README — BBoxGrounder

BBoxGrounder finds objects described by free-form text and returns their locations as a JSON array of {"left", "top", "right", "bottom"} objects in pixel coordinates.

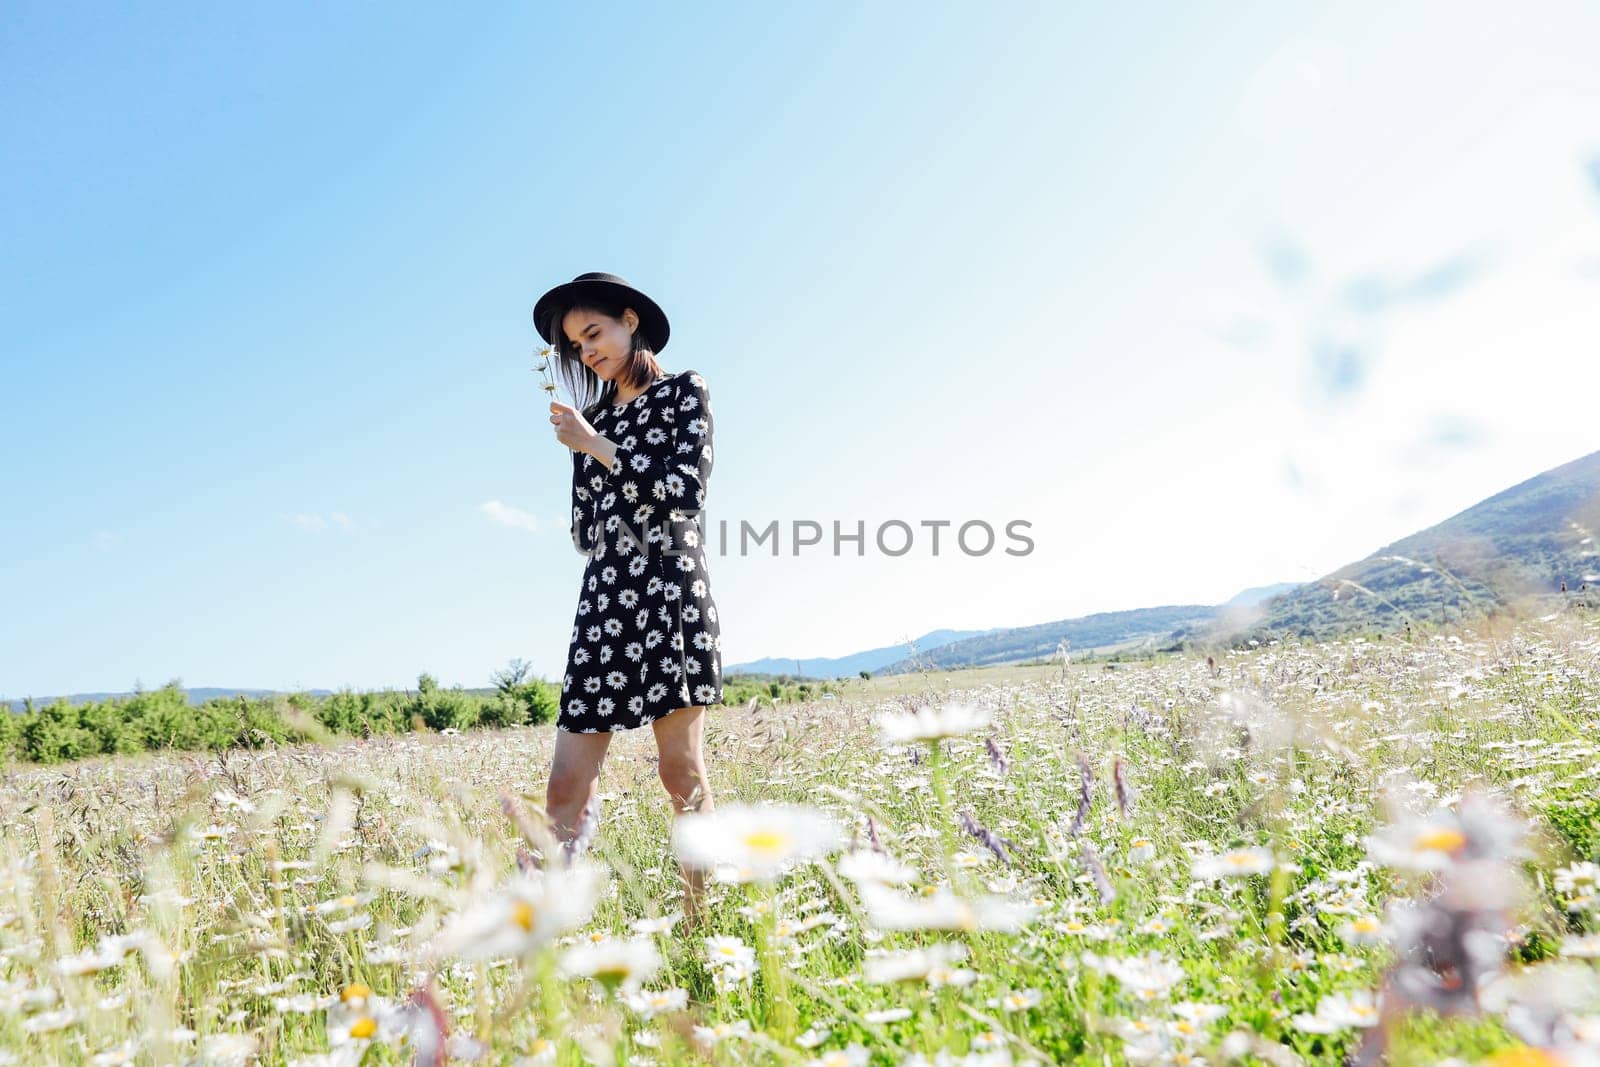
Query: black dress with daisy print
[{"left": 561, "top": 368, "right": 725, "bottom": 732}]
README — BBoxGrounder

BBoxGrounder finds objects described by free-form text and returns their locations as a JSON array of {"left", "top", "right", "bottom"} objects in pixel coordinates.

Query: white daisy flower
[
  {"left": 863, "top": 942, "right": 969, "bottom": 983},
  {"left": 671, "top": 803, "right": 845, "bottom": 883},
  {"left": 1190, "top": 847, "right": 1275, "bottom": 881},
  {"left": 1292, "top": 990, "right": 1381, "bottom": 1032},
  {"left": 557, "top": 937, "right": 662, "bottom": 992},
  {"left": 857, "top": 882, "right": 1039, "bottom": 933},
  {"left": 621, "top": 986, "right": 689, "bottom": 1018},
  {"left": 433, "top": 860, "right": 606, "bottom": 961},
  {"left": 877, "top": 701, "right": 992, "bottom": 744}
]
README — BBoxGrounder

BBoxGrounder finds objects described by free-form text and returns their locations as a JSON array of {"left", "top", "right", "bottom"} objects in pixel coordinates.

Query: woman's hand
[{"left": 549, "top": 401, "right": 598, "bottom": 454}]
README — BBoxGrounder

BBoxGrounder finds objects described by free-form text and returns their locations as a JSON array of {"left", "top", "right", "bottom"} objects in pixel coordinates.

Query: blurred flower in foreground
[
  {"left": 324, "top": 982, "right": 402, "bottom": 1048},
  {"left": 53, "top": 931, "right": 150, "bottom": 977},
  {"left": 1554, "top": 862, "right": 1600, "bottom": 913},
  {"left": 805, "top": 1043, "right": 871, "bottom": 1067},
  {"left": 863, "top": 942, "right": 970, "bottom": 983},
  {"left": 877, "top": 701, "right": 992, "bottom": 744},
  {"left": 857, "top": 881, "right": 1039, "bottom": 933},
  {"left": 433, "top": 859, "right": 606, "bottom": 960},
  {"left": 671, "top": 802, "right": 845, "bottom": 883},
  {"left": 1382, "top": 856, "right": 1527, "bottom": 1017},
  {"left": 557, "top": 936, "right": 662, "bottom": 993},
  {"left": 704, "top": 933, "right": 756, "bottom": 970},
  {"left": 1292, "top": 990, "right": 1382, "bottom": 1032},
  {"left": 621, "top": 986, "right": 688, "bottom": 1019},
  {"left": 1084, "top": 950, "right": 1188, "bottom": 1002},
  {"left": 837, "top": 848, "right": 920, "bottom": 886},
  {"left": 1191, "top": 846, "right": 1275, "bottom": 881},
  {"left": 1366, "top": 792, "right": 1528, "bottom": 872},
  {"left": 1351, "top": 791, "right": 1537, "bottom": 1066},
  {"left": 1479, "top": 962, "right": 1600, "bottom": 1062}
]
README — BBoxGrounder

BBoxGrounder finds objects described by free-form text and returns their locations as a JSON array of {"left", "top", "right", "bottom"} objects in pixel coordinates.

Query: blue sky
[{"left": 4, "top": 2, "right": 1600, "bottom": 697}]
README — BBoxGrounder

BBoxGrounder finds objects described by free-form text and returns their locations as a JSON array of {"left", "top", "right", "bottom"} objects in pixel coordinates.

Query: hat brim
[{"left": 533, "top": 279, "right": 670, "bottom": 354}]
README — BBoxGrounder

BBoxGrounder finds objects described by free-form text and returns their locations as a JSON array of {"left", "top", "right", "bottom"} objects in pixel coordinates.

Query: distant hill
[
  {"left": 725, "top": 628, "right": 992, "bottom": 680},
  {"left": 1237, "top": 447, "right": 1600, "bottom": 641},
  {"left": 1225, "top": 582, "right": 1302, "bottom": 608},
  {"left": 731, "top": 582, "right": 1306, "bottom": 680},
  {"left": 867, "top": 604, "right": 1224, "bottom": 675},
  {"left": 6, "top": 686, "right": 336, "bottom": 714}
]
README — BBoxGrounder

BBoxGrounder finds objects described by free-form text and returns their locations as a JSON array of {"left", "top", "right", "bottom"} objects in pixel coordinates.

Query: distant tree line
[
  {"left": 0, "top": 660, "right": 559, "bottom": 766},
  {"left": 0, "top": 665, "right": 855, "bottom": 766}
]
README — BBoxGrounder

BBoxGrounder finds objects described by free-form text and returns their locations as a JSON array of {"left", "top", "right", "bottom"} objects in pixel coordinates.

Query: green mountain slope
[
  {"left": 869, "top": 604, "right": 1222, "bottom": 675},
  {"left": 1242, "top": 447, "right": 1600, "bottom": 640}
]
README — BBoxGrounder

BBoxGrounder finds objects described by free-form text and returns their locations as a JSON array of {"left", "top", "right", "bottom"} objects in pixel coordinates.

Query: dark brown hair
[{"left": 543, "top": 295, "right": 664, "bottom": 417}]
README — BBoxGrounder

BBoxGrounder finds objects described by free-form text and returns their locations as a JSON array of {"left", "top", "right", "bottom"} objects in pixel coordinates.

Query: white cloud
[
  {"left": 291, "top": 513, "right": 326, "bottom": 532},
  {"left": 479, "top": 500, "right": 550, "bottom": 534},
  {"left": 91, "top": 530, "right": 120, "bottom": 552}
]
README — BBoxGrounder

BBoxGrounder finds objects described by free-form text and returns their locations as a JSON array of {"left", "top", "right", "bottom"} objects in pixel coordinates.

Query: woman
[{"left": 534, "top": 271, "right": 725, "bottom": 921}]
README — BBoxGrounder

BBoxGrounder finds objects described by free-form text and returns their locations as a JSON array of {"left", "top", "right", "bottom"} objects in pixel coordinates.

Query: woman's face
[{"left": 561, "top": 306, "right": 639, "bottom": 382}]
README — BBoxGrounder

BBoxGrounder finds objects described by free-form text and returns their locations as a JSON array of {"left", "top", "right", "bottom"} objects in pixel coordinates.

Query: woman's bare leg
[
  {"left": 546, "top": 728, "right": 613, "bottom": 849},
  {"left": 653, "top": 704, "right": 714, "bottom": 924}
]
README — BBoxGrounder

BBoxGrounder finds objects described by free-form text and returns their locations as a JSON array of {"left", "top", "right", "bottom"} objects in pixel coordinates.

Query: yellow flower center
[
  {"left": 511, "top": 900, "right": 537, "bottom": 932},
  {"left": 341, "top": 983, "right": 371, "bottom": 1002},
  {"left": 1175, "top": 1020, "right": 1196, "bottom": 1034},
  {"left": 741, "top": 829, "right": 788, "bottom": 854},
  {"left": 349, "top": 1016, "right": 378, "bottom": 1039},
  {"left": 1413, "top": 828, "right": 1467, "bottom": 853}
]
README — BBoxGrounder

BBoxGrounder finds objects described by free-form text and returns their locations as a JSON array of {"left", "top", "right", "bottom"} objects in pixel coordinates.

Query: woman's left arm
[{"left": 667, "top": 371, "right": 714, "bottom": 512}]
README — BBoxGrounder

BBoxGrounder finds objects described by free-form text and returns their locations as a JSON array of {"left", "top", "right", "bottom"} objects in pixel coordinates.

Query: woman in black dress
[{"left": 534, "top": 272, "right": 725, "bottom": 918}]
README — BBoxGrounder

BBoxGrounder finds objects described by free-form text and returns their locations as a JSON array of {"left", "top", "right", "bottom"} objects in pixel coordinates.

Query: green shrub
[{"left": 1, "top": 665, "right": 566, "bottom": 767}]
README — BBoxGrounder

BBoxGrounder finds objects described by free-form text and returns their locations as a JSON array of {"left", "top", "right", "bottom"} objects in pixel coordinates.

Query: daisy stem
[
  {"left": 535, "top": 948, "right": 565, "bottom": 1040},
  {"left": 926, "top": 740, "right": 965, "bottom": 893},
  {"left": 752, "top": 881, "right": 797, "bottom": 1041},
  {"left": 475, "top": 959, "right": 492, "bottom": 1047}
]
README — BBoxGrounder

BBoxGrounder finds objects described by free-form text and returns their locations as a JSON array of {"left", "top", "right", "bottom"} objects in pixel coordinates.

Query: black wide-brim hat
[{"left": 532, "top": 271, "right": 671, "bottom": 354}]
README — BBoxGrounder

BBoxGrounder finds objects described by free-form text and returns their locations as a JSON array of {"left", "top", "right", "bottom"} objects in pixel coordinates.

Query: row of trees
[
  {"left": 1, "top": 662, "right": 559, "bottom": 765},
  {"left": 2, "top": 661, "right": 852, "bottom": 767}
]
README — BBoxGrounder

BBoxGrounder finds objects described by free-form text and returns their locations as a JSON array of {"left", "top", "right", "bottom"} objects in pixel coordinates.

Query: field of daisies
[{"left": 4, "top": 613, "right": 1600, "bottom": 1066}]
